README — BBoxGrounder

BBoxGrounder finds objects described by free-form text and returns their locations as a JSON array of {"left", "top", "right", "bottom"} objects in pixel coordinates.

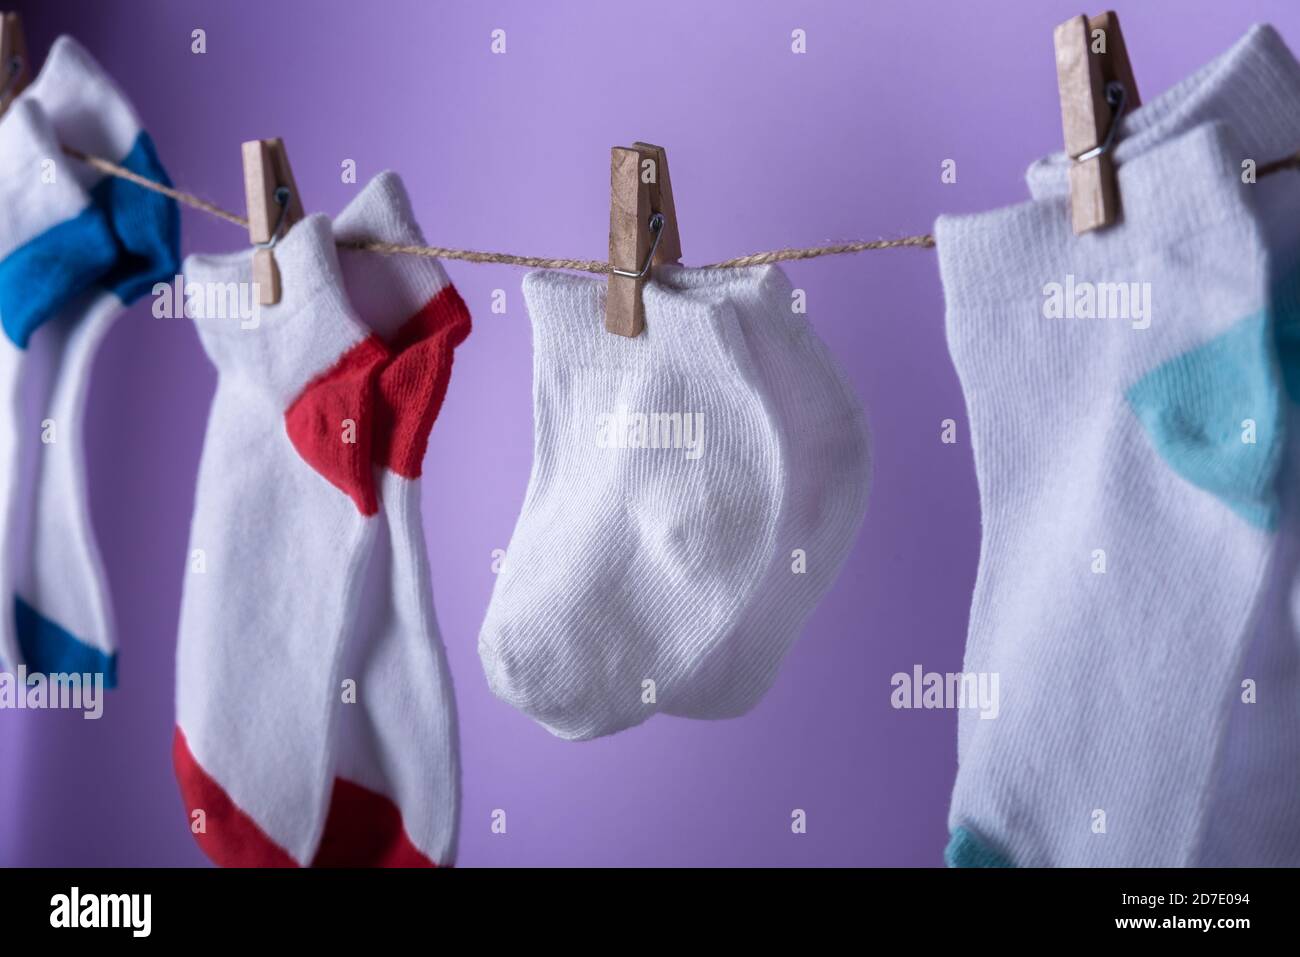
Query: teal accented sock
[
  {"left": 944, "top": 827, "right": 1014, "bottom": 868},
  {"left": 1126, "top": 311, "right": 1284, "bottom": 530},
  {"left": 936, "top": 121, "right": 1278, "bottom": 866}
]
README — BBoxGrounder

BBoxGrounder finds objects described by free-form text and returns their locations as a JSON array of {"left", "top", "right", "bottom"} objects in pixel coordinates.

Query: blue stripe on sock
[
  {"left": 0, "top": 206, "right": 118, "bottom": 348},
  {"left": 92, "top": 130, "right": 180, "bottom": 304},
  {"left": 944, "top": 826, "right": 1014, "bottom": 867},
  {"left": 14, "top": 595, "right": 118, "bottom": 688},
  {"left": 0, "top": 129, "right": 180, "bottom": 348}
]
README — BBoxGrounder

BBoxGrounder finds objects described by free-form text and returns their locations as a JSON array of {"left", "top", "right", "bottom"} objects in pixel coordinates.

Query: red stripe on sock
[
  {"left": 284, "top": 335, "right": 389, "bottom": 515},
  {"left": 372, "top": 284, "right": 472, "bottom": 478},
  {"left": 172, "top": 727, "right": 300, "bottom": 868},
  {"left": 312, "top": 777, "right": 438, "bottom": 867},
  {"left": 173, "top": 730, "right": 439, "bottom": 868}
]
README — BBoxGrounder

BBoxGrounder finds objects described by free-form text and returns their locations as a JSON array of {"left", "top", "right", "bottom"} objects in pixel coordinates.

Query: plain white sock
[
  {"left": 479, "top": 271, "right": 784, "bottom": 739},
  {"left": 647, "top": 265, "right": 871, "bottom": 719}
]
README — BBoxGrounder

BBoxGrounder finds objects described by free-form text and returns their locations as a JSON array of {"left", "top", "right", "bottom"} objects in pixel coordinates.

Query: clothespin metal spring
[
  {"left": 1072, "top": 81, "right": 1127, "bottom": 164},
  {"left": 252, "top": 186, "right": 294, "bottom": 251},
  {"left": 611, "top": 213, "right": 666, "bottom": 280}
]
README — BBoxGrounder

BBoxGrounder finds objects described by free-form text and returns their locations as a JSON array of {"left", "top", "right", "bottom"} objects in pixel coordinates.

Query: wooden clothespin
[
  {"left": 1054, "top": 11, "right": 1141, "bottom": 234},
  {"left": 242, "top": 138, "right": 304, "bottom": 305},
  {"left": 0, "top": 11, "right": 30, "bottom": 117},
  {"left": 606, "top": 141, "right": 682, "bottom": 337}
]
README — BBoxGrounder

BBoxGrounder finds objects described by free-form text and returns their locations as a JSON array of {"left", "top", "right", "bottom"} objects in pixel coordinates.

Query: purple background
[{"left": 3, "top": 0, "right": 1297, "bottom": 867}]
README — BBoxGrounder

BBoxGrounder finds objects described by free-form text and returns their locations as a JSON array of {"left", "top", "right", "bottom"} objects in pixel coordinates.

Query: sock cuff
[
  {"left": 0, "top": 99, "right": 118, "bottom": 348},
  {"left": 650, "top": 264, "right": 807, "bottom": 341},
  {"left": 24, "top": 36, "right": 144, "bottom": 180},
  {"left": 183, "top": 214, "right": 375, "bottom": 405},
  {"left": 936, "top": 121, "right": 1263, "bottom": 317},
  {"left": 1027, "top": 24, "right": 1300, "bottom": 202},
  {"left": 0, "top": 99, "right": 90, "bottom": 254},
  {"left": 335, "top": 171, "right": 455, "bottom": 339},
  {"left": 14, "top": 35, "right": 180, "bottom": 305},
  {"left": 522, "top": 269, "right": 752, "bottom": 379}
]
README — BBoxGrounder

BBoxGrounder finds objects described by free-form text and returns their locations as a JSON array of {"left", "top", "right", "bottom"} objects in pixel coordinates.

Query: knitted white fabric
[
  {"left": 329, "top": 172, "right": 465, "bottom": 866},
  {"left": 176, "top": 215, "right": 384, "bottom": 867},
  {"left": 0, "top": 37, "right": 178, "bottom": 685},
  {"left": 649, "top": 265, "right": 871, "bottom": 718},
  {"left": 23, "top": 37, "right": 145, "bottom": 195},
  {"left": 479, "top": 271, "right": 784, "bottom": 739},
  {"left": 1021, "top": 23, "right": 1300, "bottom": 868},
  {"left": 936, "top": 120, "right": 1279, "bottom": 867}
]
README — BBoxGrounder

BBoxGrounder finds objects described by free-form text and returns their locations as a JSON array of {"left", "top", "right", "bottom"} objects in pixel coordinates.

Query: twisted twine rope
[
  {"left": 60, "top": 144, "right": 936, "bottom": 272},
  {"left": 62, "top": 145, "right": 251, "bottom": 229}
]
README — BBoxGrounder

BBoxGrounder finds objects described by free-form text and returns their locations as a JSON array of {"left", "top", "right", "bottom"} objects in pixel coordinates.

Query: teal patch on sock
[
  {"left": 1126, "top": 313, "right": 1283, "bottom": 530},
  {"left": 945, "top": 827, "right": 1014, "bottom": 867}
]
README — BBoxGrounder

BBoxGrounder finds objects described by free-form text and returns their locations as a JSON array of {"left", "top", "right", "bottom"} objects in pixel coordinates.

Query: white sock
[
  {"left": 937, "top": 120, "right": 1279, "bottom": 866},
  {"left": 318, "top": 172, "right": 468, "bottom": 866},
  {"left": 175, "top": 214, "right": 387, "bottom": 866},
  {"left": 1021, "top": 23, "right": 1300, "bottom": 868},
  {"left": 645, "top": 265, "right": 871, "bottom": 718},
  {"left": 0, "top": 98, "right": 108, "bottom": 677},
  {"left": 479, "top": 271, "right": 785, "bottom": 739},
  {"left": 3, "top": 36, "right": 179, "bottom": 685}
]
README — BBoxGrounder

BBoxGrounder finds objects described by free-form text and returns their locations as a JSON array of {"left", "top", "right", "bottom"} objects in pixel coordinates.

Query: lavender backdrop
[{"left": 2, "top": 0, "right": 1296, "bottom": 868}]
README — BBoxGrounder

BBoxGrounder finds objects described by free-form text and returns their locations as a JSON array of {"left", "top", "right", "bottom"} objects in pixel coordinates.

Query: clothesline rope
[{"left": 60, "top": 144, "right": 937, "bottom": 273}]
